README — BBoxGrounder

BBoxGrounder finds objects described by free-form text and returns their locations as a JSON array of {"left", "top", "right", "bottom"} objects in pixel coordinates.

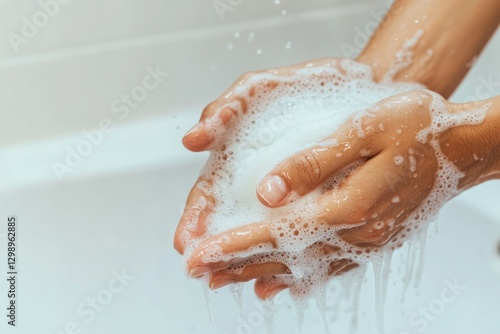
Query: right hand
[{"left": 180, "top": 88, "right": 499, "bottom": 299}]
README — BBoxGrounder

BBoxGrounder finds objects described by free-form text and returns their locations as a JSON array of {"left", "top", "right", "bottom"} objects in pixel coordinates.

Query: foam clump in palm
[{"left": 180, "top": 59, "right": 485, "bottom": 299}]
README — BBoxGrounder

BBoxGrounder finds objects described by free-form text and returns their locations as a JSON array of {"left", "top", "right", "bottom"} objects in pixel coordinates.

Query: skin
[
  {"left": 358, "top": 0, "right": 500, "bottom": 98},
  {"left": 174, "top": 0, "right": 500, "bottom": 299}
]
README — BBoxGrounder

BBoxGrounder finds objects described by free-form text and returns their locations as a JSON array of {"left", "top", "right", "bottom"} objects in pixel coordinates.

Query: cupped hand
[
  {"left": 182, "top": 89, "right": 494, "bottom": 299},
  {"left": 174, "top": 58, "right": 375, "bottom": 299},
  {"left": 174, "top": 58, "right": 367, "bottom": 255},
  {"left": 179, "top": 58, "right": 363, "bottom": 153}
]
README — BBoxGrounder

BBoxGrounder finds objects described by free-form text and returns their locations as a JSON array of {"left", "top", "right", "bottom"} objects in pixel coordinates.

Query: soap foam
[{"left": 182, "top": 59, "right": 490, "bottom": 329}]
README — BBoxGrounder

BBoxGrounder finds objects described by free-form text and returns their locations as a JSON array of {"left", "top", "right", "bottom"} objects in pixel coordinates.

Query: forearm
[{"left": 357, "top": 0, "right": 500, "bottom": 98}]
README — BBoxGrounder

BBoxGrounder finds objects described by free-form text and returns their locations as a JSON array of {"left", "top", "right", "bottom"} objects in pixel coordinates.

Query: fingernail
[
  {"left": 184, "top": 122, "right": 202, "bottom": 137},
  {"left": 189, "top": 266, "right": 210, "bottom": 278},
  {"left": 257, "top": 175, "right": 288, "bottom": 205},
  {"left": 210, "top": 277, "right": 234, "bottom": 290}
]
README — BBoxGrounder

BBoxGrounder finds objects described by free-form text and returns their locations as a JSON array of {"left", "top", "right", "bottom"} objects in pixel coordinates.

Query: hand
[
  {"left": 174, "top": 58, "right": 377, "bottom": 299},
  {"left": 175, "top": 0, "right": 500, "bottom": 300},
  {"left": 174, "top": 57, "right": 366, "bottom": 254},
  {"left": 178, "top": 58, "right": 359, "bottom": 153},
  {"left": 182, "top": 89, "right": 498, "bottom": 299}
]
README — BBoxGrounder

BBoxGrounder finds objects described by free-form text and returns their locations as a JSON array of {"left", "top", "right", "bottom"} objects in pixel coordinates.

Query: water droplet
[
  {"left": 281, "top": 10, "right": 287, "bottom": 15},
  {"left": 274, "top": 0, "right": 281, "bottom": 4},
  {"left": 227, "top": 43, "right": 234, "bottom": 50},
  {"left": 248, "top": 32, "right": 255, "bottom": 42},
  {"left": 256, "top": 48, "right": 263, "bottom": 55},
  {"left": 234, "top": 32, "right": 240, "bottom": 38},
  {"left": 285, "top": 41, "right": 292, "bottom": 49}
]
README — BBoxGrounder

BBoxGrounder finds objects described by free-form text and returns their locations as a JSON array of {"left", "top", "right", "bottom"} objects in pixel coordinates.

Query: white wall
[{"left": 0, "top": 0, "right": 390, "bottom": 144}]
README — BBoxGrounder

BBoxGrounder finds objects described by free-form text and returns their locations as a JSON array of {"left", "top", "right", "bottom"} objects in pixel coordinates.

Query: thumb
[{"left": 256, "top": 126, "right": 377, "bottom": 207}]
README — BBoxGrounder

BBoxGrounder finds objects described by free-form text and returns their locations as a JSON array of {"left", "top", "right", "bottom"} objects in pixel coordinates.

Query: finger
[
  {"left": 174, "top": 178, "right": 214, "bottom": 254},
  {"left": 209, "top": 262, "right": 290, "bottom": 290},
  {"left": 318, "top": 151, "right": 431, "bottom": 246},
  {"left": 183, "top": 71, "right": 285, "bottom": 152},
  {"left": 253, "top": 258, "right": 359, "bottom": 300},
  {"left": 254, "top": 278, "right": 288, "bottom": 300},
  {"left": 315, "top": 155, "right": 391, "bottom": 228},
  {"left": 183, "top": 59, "right": 351, "bottom": 152},
  {"left": 187, "top": 223, "right": 276, "bottom": 277},
  {"left": 207, "top": 241, "right": 341, "bottom": 288},
  {"left": 338, "top": 221, "right": 406, "bottom": 247},
  {"left": 183, "top": 104, "right": 242, "bottom": 152},
  {"left": 244, "top": 242, "right": 343, "bottom": 298},
  {"left": 256, "top": 118, "right": 382, "bottom": 207},
  {"left": 327, "top": 258, "right": 359, "bottom": 276}
]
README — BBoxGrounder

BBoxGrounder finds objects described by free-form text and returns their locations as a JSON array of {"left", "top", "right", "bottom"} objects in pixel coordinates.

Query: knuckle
[
  {"left": 238, "top": 71, "right": 256, "bottom": 83},
  {"left": 349, "top": 111, "right": 376, "bottom": 139},
  {"left": 201, "top": 101, "right": 219, "bottom": 120},
  {"left": 235, "top": 96, "right": 248, "bottom": 114},
  {"left": 290, "top": 151, "right": 322, "bottom": 188}
]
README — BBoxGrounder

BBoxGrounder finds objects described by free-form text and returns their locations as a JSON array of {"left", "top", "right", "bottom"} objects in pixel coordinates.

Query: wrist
[
  {"left": 441, "top": 96, "right": 500, "bottom": 188},
  {"left": 477, "top": 96, "right": 500, "bottom": 181}
]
